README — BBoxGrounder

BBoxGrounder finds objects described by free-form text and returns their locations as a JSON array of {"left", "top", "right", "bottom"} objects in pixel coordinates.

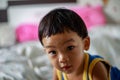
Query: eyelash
[
  {"left": 67, "top": 45, "right": 75, "bottom": 51},
  {"left": 47, "top": 45, "right": 75, "bottom": 56},
  {"left": 48, "top": 51, "right": 56, "bottom": 56}
]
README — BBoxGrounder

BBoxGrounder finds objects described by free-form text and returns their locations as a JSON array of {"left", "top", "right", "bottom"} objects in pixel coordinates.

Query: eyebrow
[
  {"left": 63, "top": 38, "right": 75, "bottom": 44},
  {"left": 44, "top": 38, "right": 75, "bottom": 48},
  {"left": 45, "top": 45, "right": 55, "bottom": 48}
]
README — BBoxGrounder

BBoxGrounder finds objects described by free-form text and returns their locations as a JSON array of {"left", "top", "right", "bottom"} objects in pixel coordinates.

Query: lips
[{"left": 61, "top": 65, "right": 72, "bottom": 70}]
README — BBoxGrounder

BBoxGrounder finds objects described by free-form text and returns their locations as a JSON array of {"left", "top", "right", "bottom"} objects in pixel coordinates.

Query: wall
[
  {"left": 7, "top": 3, "right": 78, "bottom": 28},
  {"left": 0, "top": 0, "right": 77, "bottom": 25},
  {"left": 1, "top": 0, "right": 120, "bottom": 27}
]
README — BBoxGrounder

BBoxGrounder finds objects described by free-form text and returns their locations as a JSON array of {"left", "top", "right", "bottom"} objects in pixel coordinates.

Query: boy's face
[{"left": 42, "top": 31, "right": 90, "bottom": 74}]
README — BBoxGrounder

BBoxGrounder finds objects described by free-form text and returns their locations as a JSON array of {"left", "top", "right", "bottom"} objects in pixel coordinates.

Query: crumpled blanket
[{"left": 0, "top": 41, "right": 52, "bottom": 80}]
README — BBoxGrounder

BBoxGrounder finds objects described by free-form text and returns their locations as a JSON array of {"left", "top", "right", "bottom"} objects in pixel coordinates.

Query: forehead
[{"left": 42, "top": 31, "right": 82, "bottom": 46}]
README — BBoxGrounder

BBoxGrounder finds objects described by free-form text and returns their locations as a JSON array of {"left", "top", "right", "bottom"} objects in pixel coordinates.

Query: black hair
[{"left": 38, "top": 8, "right": 88, "bottom": 45}]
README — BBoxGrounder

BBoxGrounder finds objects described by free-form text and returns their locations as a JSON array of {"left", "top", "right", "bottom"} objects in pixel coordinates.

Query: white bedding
[
  {"left": 0, "top": 41, "right": 52, "bottom": 80},
  {"left": 88, "top": 24, "right": 120, "bottom": 69}
]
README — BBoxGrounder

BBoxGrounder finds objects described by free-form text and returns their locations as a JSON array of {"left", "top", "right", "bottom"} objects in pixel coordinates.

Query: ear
[{"left": 83, "top": 36, "right": 90, "bottom": 51}]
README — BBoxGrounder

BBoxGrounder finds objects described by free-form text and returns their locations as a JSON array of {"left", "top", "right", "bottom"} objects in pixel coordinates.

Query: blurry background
[{"left": 0, "top": 0, "right": 120, "bottom": 80}]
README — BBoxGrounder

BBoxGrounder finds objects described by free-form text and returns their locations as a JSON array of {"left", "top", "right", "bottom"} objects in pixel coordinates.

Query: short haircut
[{"left": 38, "top": 8, "right": 88, "bottom": 45}]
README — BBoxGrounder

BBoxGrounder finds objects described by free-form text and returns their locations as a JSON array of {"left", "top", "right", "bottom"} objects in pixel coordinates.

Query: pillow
[
  {"left": 15, "top": 23, "right": 38, "bottom": 43},
  {"left": 70, "top": 5, "right": 106, "bottom": 30}
]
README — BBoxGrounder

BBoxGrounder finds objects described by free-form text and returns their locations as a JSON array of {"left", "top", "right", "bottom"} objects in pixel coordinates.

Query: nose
[{"left": 58, "top": 53, "right": 69, "bottom": 63}]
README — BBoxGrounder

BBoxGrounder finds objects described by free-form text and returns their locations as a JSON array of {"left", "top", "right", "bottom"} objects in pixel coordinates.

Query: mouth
[{"left": 61, "top": 65, "right": 72, "bottom": 71}]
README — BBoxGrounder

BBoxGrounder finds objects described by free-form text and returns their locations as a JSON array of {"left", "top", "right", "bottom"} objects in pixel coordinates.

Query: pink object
[
  {"left": 15, "top": 23, "right": 38, "bottom": 42},
  {"left": 70, "top": 5, "right": 106, "bottom": 30}
]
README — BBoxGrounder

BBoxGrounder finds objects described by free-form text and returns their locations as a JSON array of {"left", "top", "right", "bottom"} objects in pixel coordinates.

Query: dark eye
[
  {"left": 49, "top": 51, "right": 57, "bottom": 56},
  {"left": 67, "top": 46, "right": 74, "bottom": 51}
]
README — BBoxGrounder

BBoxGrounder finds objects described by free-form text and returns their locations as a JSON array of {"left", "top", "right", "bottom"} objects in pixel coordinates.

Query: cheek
[
  {"left": 69, "top": 49, "right": 84, "bottom": 62},
  {"left": 73, "top": 46, "right": 84, "bottom": 55},
  {"left": 48, "top": 57, "right": 60, "bottom": 68},
  {"left": 76, "top": 44, "right": 84, "bottom": 54}
]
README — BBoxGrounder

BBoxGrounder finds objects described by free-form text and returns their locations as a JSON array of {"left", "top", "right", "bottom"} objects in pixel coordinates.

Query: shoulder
[
  {"left": 92, "top": 61, "right": 109, "bottom": 80},
  {"left": 87, "top": 53, "right": 110, "bottom": 80}
]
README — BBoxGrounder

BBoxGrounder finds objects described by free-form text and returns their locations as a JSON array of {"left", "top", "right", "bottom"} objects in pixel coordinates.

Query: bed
[
  {"left": 0, "top": 25, "right": 120, "bottom": 80},
  {"left": 88, "top": 24, "right": 120, "bottom": 69},
  {"left": 0, "top": 0, "right": 120, "bottom": 79}
]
